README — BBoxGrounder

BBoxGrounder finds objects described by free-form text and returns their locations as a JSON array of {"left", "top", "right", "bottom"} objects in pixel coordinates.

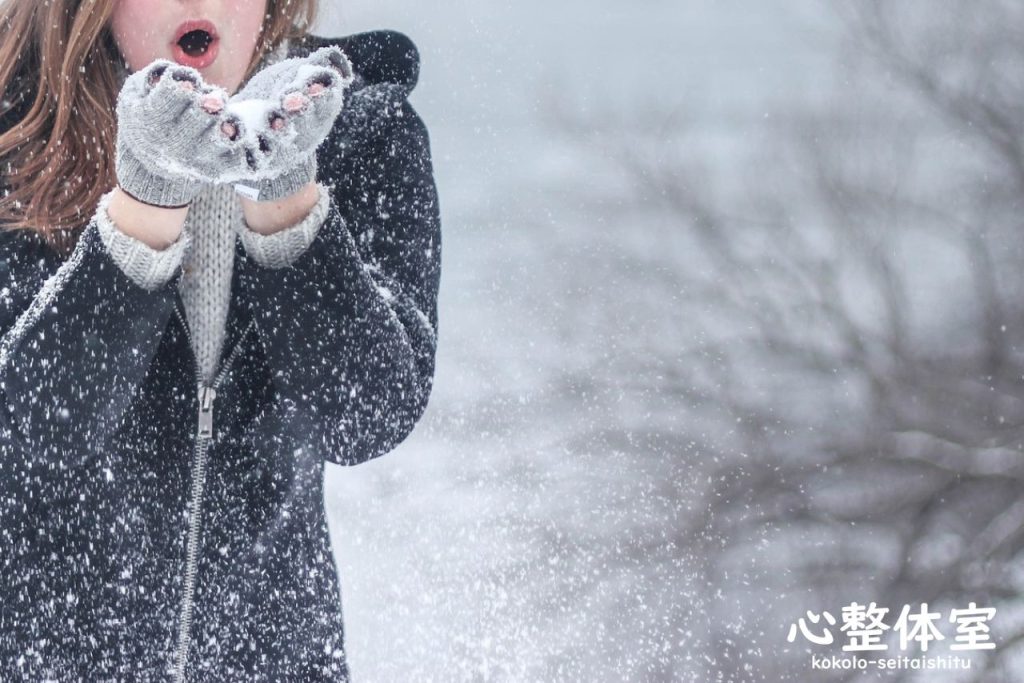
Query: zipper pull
[{"left": 198, "top": 385, "right": 216, "bottom": 440}]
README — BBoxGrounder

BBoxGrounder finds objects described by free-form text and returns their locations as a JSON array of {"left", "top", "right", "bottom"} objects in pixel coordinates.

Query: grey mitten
[
  {"left": 220, "top": 46, "right": 354, "bottom": 202},
  {"left": 115, "top": 61, "right": 241, "bottom": 207}
]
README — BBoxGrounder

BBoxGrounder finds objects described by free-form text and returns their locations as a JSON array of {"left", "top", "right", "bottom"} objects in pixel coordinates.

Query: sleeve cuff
[
  {"left": 235, "top": 182, "right": 331, "bottom": 269},
  {"left": 95, "top": 189, "right": 191, "bottom": 292}
]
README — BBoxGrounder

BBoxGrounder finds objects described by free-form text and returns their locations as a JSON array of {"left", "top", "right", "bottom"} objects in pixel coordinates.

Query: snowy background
[{"left": 318, "top": 1, "right": 1024, "bottom": 681}]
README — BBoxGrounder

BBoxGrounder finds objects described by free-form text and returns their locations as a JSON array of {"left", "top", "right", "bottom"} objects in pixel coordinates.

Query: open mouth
[
  {"left": 172, "top": 20, "right": 219, "bottom": 68},
  {"left": 178, "top": 29, "right": 214, "bottom": 57}
]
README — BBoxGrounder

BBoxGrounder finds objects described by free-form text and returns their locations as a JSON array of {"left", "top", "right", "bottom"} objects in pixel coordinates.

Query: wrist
[
  {"left": 108, "top": 186, "right": 189, "bottom": 249},
  {"left": 239, "top": 181, "right": 320, "bottom": 235}
]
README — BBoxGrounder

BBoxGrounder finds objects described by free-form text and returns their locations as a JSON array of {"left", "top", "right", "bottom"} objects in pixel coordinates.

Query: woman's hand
[
  {"left": 114, "top": 60, "right": 243, "bottom": 207},
  {"left": 219, "top": 46, "right": 355, "bottom": 202}
]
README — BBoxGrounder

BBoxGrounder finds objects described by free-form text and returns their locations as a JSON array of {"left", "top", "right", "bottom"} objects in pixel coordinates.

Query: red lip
[
  {"left": 173, "top": 19, "right": 219, "bottom": 45},
  {"left": 171, "top": 20, "right": 220, "bottom": 69}
]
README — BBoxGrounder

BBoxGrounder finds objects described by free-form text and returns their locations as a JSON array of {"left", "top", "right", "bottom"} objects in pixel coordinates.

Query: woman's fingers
[
  {"left": 309, "top": 45, "right": 354, "bottom": 83},
  {"left": 282, "top": 91, "right": 309, "bottom": 114},
  {"left": 269, "top": 110, "right": 288, "bottom": 131},
  {"left": 144, "top": 62, "right": 201, "bottom": 95},
  {"left": 137, "top": 62, "right": 225, "bottom": 129},
  {"left": 200, "top": 93, "right": 224, "bottom": 114},
  {"left": 213, "top": 100, "right": 287, "bottom": 174}
]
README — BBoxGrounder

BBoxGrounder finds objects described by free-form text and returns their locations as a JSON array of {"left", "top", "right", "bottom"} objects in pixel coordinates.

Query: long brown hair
[{"left": 0, "top": 0, "right": 318, "bottom": 256}]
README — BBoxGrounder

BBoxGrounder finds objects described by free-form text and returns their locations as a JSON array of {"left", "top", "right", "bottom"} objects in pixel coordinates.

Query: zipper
[{"left": 170, "top": 299, "right": 255, "bottom": 683}]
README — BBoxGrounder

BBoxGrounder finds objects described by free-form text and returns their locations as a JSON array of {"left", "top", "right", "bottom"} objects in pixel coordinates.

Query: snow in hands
[
  {"left": 220, "top": 46, "right": 354, "bottom": 184},
  {"left": 117, "top": 46, "right": 354, "bottom": 191}
]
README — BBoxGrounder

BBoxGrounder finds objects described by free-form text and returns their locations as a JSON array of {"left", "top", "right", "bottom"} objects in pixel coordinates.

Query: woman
[{"left": 0, "top": 0, "right": 441, "bottom": 679}]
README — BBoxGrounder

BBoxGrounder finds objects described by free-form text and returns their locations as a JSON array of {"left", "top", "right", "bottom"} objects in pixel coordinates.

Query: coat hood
[{"left": 294, "top": 30, "right": 421, "bottom": 97}]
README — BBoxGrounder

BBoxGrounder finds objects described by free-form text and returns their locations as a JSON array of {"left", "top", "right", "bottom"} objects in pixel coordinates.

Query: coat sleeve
[
  {"left": 0, "top": 216, "right": 182, "bottom": 460},
  {"left": 235, "top": 99, "right": 442, "bottom": 466}
]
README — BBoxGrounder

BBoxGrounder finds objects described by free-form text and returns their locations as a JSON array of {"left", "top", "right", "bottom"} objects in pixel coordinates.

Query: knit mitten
[
  {"left": 115, "top": 60, "right": 242, "bottom": 208},
  {"left": 220, "top": 46, "right": 354, "bottom": 202}
]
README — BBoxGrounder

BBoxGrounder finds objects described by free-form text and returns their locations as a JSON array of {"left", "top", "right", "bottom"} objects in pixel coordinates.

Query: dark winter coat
[{"left": 0, "top": 30, "right": 440, "bottom": 681}]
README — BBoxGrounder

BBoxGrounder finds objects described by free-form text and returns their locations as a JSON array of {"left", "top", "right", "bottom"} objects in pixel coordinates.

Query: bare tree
[{"left": 541, "top": 1, "right": 1024, "bottom": 680}]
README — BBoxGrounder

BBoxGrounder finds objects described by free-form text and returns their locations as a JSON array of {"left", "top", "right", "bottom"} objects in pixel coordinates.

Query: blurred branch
[{"left": 541, "top": 1, "right": 1024, "bottom": 679}]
